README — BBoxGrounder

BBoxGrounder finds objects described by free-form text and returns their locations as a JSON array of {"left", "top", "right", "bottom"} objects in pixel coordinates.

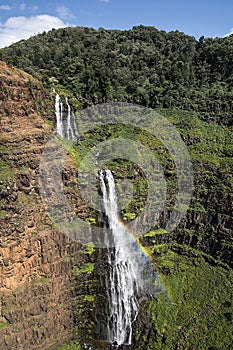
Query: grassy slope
[{"left": 135, "top": 245, "right": 233, "bottom": 350}]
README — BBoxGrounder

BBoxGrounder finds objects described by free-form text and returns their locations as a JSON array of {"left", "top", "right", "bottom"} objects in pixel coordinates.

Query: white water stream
[
  {"left": 99, "top": 169, "right": 140, "bottom": 345},
  {"left": 55, "top": 93, "right": 78, "bottom": 140}
]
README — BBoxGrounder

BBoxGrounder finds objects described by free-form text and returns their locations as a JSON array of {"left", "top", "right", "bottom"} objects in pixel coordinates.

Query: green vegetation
[
  {"left": 1, "top": 307, "right": 8, "bottom": 315},
  {"left": 64, "top": 107, "right": 232, "bottom": 347},
  {"left": 143, "top": 229, "right": 167, "bottom": 237},
  {"left": 85, "top": 217, "right": 96, "bottom": 225},
  {"left": 55, "top": 341, "right": 80, "bottom": 350},
  {"left": 0, "top": 210, "right": 7, "bottom": 218},
  {"left": 81, "top": 242, "right": 95, "bottom": 255},
  {"left": 123, "top": 212, "right": 137, "bottom": 220},
  {"left": 134, "top": 248, "right": 233, "bottom": 350},
  {"left": 68, "top": 107, "right": 232, "bottom": 266},
  {"left": 0, "top": 322, "right": 8, "bottom": 330},
  {"left": 0, "top": 161, "right": 13, "bottom": 183},
  {"left": 0, "top": 26, "right": 232, "bottom": 125},
  {"left": 31, "top": 276, "right": 48, "bottom": 284},
  {"left": 73, "top": 263, "right": 94, "bottom": 276},
  {"left": 83, "top": 295, "right": 95, "bottom": 302}
]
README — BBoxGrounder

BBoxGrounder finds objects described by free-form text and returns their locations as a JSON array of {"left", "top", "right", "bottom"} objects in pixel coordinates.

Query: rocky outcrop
[
  {"left": 148, "top": 168, "right": 233, "bottom": 266},
  {"left": 0, "top": 61, "right": 89, "bottom": 349}
]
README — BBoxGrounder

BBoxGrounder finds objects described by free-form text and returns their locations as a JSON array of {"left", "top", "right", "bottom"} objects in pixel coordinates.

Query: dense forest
[{"left": 0, "top": 25, "right": 233, "bottom": 125}]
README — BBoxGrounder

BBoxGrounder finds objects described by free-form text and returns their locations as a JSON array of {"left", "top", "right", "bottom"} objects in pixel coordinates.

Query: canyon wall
[{"left": 0, "top": 62, "right": 91, "bottom": 349}]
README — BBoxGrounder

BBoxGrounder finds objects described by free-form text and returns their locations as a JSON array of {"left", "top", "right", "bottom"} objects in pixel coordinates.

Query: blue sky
[{"left": 0, "top": 0, "right": 233, "bottom": 48}]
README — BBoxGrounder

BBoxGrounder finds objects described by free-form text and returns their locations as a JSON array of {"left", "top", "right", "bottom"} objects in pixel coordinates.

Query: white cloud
[
  {"left": 0, "top": 5, "right": 11, "bottom": 10},
  {"left": 56, "top": 5, "right": 75, "bottom": 20},
  {"left": 0, "top": 15, "right": 68, "bottom": 48},
  {"left": 224, "top": 28, "right": 233, "bottom": 37},
  {"left": 99, "top": 0, "right": 110, "bottom": 3}
]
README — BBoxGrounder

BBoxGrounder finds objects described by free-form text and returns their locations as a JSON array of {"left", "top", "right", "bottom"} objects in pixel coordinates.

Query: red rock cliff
[{"left": 0, "top": 61, "right": 86, "bottom": 349}]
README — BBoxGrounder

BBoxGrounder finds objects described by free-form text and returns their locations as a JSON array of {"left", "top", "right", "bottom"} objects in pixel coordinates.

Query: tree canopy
[{"left": 0, "top": 25, "right": 232, "bottom": 125}]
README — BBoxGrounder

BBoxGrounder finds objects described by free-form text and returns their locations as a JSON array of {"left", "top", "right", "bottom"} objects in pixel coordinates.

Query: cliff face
[{"left": 0, "top": 61, "right": 84, "bottom": 349}]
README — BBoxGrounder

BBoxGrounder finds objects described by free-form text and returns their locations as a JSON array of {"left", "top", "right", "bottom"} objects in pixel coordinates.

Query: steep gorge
[{"left": 0, "top": 60, "right": 232, "bottom": 350}]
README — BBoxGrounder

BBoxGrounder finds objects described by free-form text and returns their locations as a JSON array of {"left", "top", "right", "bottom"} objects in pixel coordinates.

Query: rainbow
[{"left": 115, "top": 218, "right": 173, "bottom": 303}]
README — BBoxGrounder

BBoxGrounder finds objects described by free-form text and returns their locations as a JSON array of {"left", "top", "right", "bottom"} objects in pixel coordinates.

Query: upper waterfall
[
  {"left": 55, "top": 93, "right": 78, "bottom": 140},
  {"left": 55, "top": 93, "right": 64, "bottom": 137}
]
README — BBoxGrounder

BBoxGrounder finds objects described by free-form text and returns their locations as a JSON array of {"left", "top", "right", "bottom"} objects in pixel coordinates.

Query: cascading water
[
  {"left": 55, "top": 93, "right": 64, "bottom": 137},
  {"left": 55, "top": 93, "right": 78, "bottom": 140},
  {"left": 66, "top": 97, "right": 77, "bottom": 140},
  {"left": 99, "top": 169, "right": 145, "bottom": 345}
]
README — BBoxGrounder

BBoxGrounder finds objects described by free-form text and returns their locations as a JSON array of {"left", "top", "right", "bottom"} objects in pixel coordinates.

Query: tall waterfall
[
  {"left": 99, "top": 169, "right": 140, "bottom": 345},
  {"left": 55, "top": 93, "right": 64, "bottom": 137},
  {"left": 55, "top": 93, "right": 78, "bottom": 140},
  {"left": 66, "top": 97, "right": 77, "bottom": 140}
]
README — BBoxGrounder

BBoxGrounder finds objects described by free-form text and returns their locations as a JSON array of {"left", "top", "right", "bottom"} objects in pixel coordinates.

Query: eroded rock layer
[{"left": 0, "top": 61, "right": 89, "bottom": 349}]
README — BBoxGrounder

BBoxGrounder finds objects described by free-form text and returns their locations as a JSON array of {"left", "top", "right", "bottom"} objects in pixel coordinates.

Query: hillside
[{"left": 0, "top": 26, "right": 232, "bottom": 125}]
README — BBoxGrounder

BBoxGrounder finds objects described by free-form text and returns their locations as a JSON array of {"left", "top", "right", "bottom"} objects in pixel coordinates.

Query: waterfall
[
  {"left": 99, "top": 169, "right": 140, "bottom": 345},
  {"left": 55, "top": 93, "right": 78, "bottom": 140},
  {"left": 66, "top": 97, "right": 78, "bottom": 140},
  {"left": 55, "top": 93, "right": 64, "bottom": 138},
  {"left": 66, "top": 97, "right": 74, "bottom": 140}
]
